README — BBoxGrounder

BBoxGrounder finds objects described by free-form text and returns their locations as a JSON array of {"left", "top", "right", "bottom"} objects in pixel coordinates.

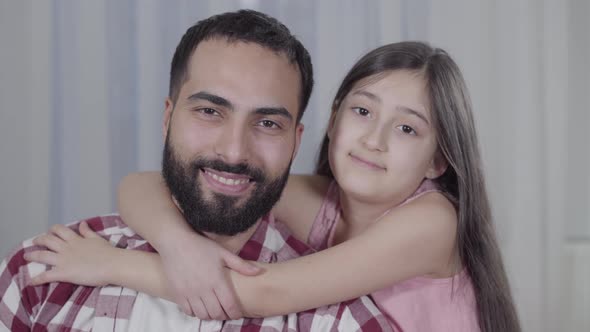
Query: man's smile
[{"left": 201, "top": 168, "right": 254, "bottom": 195}]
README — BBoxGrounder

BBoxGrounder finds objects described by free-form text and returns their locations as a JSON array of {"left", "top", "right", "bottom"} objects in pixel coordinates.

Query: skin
[
  {"left": 26, "top": 69, "right": 459, "bottom": 320},
  {"left": 160, "top": 38, "right": 303, "bottom": 251},
  {"left": 325, "top": 70, "right": 447, "bottom": 244}
]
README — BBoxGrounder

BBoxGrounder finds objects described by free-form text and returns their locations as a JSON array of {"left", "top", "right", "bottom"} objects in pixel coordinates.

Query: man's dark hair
[{"left": 169, "top": 9, "right": 313, "bottom": 122}]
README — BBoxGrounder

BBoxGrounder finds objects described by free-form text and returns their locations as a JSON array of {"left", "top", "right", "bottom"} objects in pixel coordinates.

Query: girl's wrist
[
  {"left": 150, "top": 216, "right": 195, "bottom": 250},
  {"left": 151, "top": 226, "right": 190, "bottom": 254},
  {"left": 104, "top": 247, "right": 130, "bottom": 285}
]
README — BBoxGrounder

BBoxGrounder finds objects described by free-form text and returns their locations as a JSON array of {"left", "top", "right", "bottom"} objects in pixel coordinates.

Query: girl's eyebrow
[
  {"left": 396, "top": 106, "right": 430, "bottom": 125},
  {"left": 351, "top": 90, "right": 381, "bottom": 103},
  {"left": 352, "top": 89, "right": 430, "bottom": 125}
]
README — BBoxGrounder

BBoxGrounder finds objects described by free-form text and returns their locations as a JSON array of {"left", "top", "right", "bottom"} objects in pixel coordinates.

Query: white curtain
[{"left": 1, "top": 1, "right": 588, "bottom": 331}]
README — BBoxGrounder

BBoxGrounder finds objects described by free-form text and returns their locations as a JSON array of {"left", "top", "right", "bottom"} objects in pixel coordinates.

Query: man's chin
[
  {"left": 203, "top": 191, "right": 251, "bottom": 209},
  {"left": 185, "top": 210, "right": 260, "bottom": 236}
]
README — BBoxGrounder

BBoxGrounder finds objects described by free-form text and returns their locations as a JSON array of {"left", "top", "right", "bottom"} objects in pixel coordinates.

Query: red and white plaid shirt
[{"left": 0, "top": 214, "right": 392, "bottom": 331}]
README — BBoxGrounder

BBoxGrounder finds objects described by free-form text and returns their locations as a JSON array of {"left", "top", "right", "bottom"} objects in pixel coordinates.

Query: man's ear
[
  {"left": 291, "top": 123, "right": 305, "bottom": 160},
  {"left": 163, "top": 98, "right": 174, "bottom": 142},
  {"left": 425, "top": 150, "right": 449, "bottom": 179}
]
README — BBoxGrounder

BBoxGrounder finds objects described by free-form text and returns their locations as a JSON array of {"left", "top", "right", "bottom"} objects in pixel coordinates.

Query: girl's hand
[
  {"left": 24, "top": 221, "right": 118, "bottom": 287},
  {"left": 157, "top": 230, "right": 262, "bottom": 320}
]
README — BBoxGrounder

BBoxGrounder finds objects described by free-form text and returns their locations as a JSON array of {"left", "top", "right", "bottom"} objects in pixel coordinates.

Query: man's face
[{"left": 162, "top": 39, "right": 303, "bottom": 236}]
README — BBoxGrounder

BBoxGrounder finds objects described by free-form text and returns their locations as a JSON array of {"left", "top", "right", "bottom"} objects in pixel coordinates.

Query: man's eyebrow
[
  {"left": 397, "top": 106, "right": 430, "bottom": 125},
  {"left": 187, "top": 91, "right": 233, "bottom": 109},
  {"left": 255, "top": 107, "right": 293, "bottom": 121}
]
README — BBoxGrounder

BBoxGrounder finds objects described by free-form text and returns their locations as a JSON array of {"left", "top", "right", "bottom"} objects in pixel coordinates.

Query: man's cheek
[{"left": 262, "top": 158, "right": 288, "bottom": 178}]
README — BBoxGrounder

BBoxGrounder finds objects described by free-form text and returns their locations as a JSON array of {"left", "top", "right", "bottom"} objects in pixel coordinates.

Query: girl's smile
[{"left": 348, "top": 153, "right": 387, "bottom": 171}]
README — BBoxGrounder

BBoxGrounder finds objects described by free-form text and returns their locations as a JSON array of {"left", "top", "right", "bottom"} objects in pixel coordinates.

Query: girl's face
[{"left": 328, "top": 70, "right": 446, "bottom": 205}]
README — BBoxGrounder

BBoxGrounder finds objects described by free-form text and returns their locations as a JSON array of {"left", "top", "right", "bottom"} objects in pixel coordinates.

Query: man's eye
[
  {"left": 352, "top": 107, "right": 370, "bottom": 117},
  {"left": 258, "top": 120, "right": 280, "bottom": 129},
  {"left": 397, "top": 124, "right": 417, "bottom": 135},
  {"left": 198, "top": 108, "right": 219, "bottom": 116}
]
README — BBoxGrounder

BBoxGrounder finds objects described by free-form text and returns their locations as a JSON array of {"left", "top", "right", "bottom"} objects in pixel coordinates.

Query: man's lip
[
  {"left": 200, "top": 168, "right": 253, "bottom": 196},
  {"left": 349, "top": 153, "right": 386, "bottom": 170},
  {"left": 202, "top": 168, "right": 252, "bottom": 181}
]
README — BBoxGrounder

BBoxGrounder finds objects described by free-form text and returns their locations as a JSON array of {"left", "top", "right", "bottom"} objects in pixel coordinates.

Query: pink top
[{"left": 307, "top": 180, "right": 480, "bottom": 332}]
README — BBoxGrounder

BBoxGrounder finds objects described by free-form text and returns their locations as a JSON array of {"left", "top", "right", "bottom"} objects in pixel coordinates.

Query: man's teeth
[{"left": 205, "top": 170, "right": 249, "bottom": 186}]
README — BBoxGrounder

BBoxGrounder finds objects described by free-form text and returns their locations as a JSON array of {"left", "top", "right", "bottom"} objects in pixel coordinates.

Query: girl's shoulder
[
  {"left": 386, "top": 190, "right": 457, "bottom": 226},
  {"left": 273, "top": 174, "right": 332, "bottom": 242},
  {"left": 380, "top": 191, "right": 458, "bottom": 277}
]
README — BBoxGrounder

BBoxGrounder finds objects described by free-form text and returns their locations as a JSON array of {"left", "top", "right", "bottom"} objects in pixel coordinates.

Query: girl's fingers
[
  {"left": 50, "top": 224, "right": 79, "bottom": 242},
  {"left": 79, "top": 221, "right": 101, "bottom": 239},
  {"left": 178, "top": 298, "right": 193, "bottom": 317},
  {"left": 33, "top": 233, "right": 67, "bottom": 253},
  {"left": 29, "top": 269, "right": 62, "bottom": 286},
  {"left": 201, "top": 292, "right": 227, "bottom": 320},
  {"left": 188, "top": 298, "right": 211, "bottom": 320},
  {"left": 223, "top": 251, "right": 261, "bottom": 276},
  {"left": 24, "top": 250, "right": 59, "bottom": 266},
  {"left": 215, "top": 287, "right": 242, "bottom": 320}
]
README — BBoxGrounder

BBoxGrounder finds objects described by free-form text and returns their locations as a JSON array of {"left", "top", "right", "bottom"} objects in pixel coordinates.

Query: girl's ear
[{"left": 425, "top": 150, "right": 448, "bottom": 179}]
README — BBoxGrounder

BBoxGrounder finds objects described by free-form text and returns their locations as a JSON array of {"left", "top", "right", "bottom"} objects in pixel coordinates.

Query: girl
[{"left": 27, "top": 42, "right": 520, "bottom": 332}]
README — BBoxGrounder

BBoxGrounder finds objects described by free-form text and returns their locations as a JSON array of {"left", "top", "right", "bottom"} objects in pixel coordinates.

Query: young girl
[{"left": 27, "top": 42, "right": 520, "bottom": 332}]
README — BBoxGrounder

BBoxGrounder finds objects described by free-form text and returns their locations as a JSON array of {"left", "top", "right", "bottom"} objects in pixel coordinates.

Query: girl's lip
[{"left": 349, "top": 153, "right": 386, "bottom": 170}]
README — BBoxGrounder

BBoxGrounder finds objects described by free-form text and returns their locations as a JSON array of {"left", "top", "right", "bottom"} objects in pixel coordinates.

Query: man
[{"left": 0, "top": 10, "right": 391, "bottom": 331}]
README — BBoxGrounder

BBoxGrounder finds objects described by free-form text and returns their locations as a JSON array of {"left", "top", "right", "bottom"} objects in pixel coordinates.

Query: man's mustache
[{"left": 189, "top": 158, "right": 265, "bottom": 182}]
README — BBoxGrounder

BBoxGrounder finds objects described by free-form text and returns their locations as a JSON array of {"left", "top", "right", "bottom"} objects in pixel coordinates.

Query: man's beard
[{"left": 161, "top": 137, "right": 290, "bottom": 236}]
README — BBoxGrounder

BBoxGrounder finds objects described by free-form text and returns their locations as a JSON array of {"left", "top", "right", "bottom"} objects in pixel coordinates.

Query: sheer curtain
[{"left": 1, "top": 0, "right": 588, "bottom": 330}]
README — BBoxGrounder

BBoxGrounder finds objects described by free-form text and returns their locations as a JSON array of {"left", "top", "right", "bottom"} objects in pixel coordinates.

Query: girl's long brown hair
[{"left": 316, "top": 41, "right": 520, "bottom": 332}]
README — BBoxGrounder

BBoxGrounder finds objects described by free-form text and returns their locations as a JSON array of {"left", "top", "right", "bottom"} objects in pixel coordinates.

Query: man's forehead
[
  {"left": 191, "top": 38, "right": 290, "bottom": 67},
  {"left": 179, "top": 39, "right": 301, "bottom": 117}
]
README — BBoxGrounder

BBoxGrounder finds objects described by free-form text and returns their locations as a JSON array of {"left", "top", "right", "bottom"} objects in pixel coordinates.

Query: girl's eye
[
  {"left": 258, "top": 120, "right": 280, "bottom": 129},
  {"left": 352, "top": 107, "right": 370, "bottom": 117},
  {"left": 397, "top": 124, "right": 417, "bottom": 136}
]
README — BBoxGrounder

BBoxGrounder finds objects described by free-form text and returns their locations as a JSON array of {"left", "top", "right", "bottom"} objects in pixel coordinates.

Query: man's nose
[{"left": 213, "top": 122, "right": 251, "bottom": 164}]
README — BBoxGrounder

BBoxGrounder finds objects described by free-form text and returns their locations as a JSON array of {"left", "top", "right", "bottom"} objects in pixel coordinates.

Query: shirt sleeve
[
  {"left": 0, "top": 240, "right": 44, "bottom": 331},
  {"left": 0, "top": 215, "right": 147, "bottom": 331}
]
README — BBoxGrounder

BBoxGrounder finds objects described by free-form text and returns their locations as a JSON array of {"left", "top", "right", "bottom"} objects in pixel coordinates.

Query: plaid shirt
[{"left": 0, "top": 214, "right": 392, "bottom": 331}]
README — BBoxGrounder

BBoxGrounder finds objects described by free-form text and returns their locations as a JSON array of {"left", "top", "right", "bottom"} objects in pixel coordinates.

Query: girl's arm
[
  {"left": 24, "top": 221, "right": 170, "bottom": 298},
  {"left": 122, "top": 175, "right": 457, "bottom": 316},
  {"left": 22, "top": 222, "right": 259, "bottom": 318},
  {"left": 118, "top": 172, "right": 262, "bottom": 319},
  {"left": 117, "top": 172, "right": 195, "bottom": 251},
  {"left": 117, "top": 172, "right": 328, "bottom": 319},
  {"left": 119, "top": 172, "right": 327, "bottom": 248},
  {"left": 27, "top": 191, "right": 457, "bottom": 318},
  {"left": 118, "top": 172, "right": 457, "bottom": 317},
  {"left": 23, "top": 221, "right": 252, "bottom": 318},
  {"left": 232, "top": 191, "right": 458, "bottom": 317}
]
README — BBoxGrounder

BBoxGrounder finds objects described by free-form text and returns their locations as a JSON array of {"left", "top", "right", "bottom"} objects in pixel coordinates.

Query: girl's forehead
[
  {"left": 351, "top": 70, "right": 426, "bottom": 93},
  {"left": 347, "top": 70, "right": 430, "bottom": 113}
]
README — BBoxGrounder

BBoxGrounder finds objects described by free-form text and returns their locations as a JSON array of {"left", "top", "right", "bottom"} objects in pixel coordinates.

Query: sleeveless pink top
[{"left": 307, "top": 180, "right": 480, "bottom": 332}]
